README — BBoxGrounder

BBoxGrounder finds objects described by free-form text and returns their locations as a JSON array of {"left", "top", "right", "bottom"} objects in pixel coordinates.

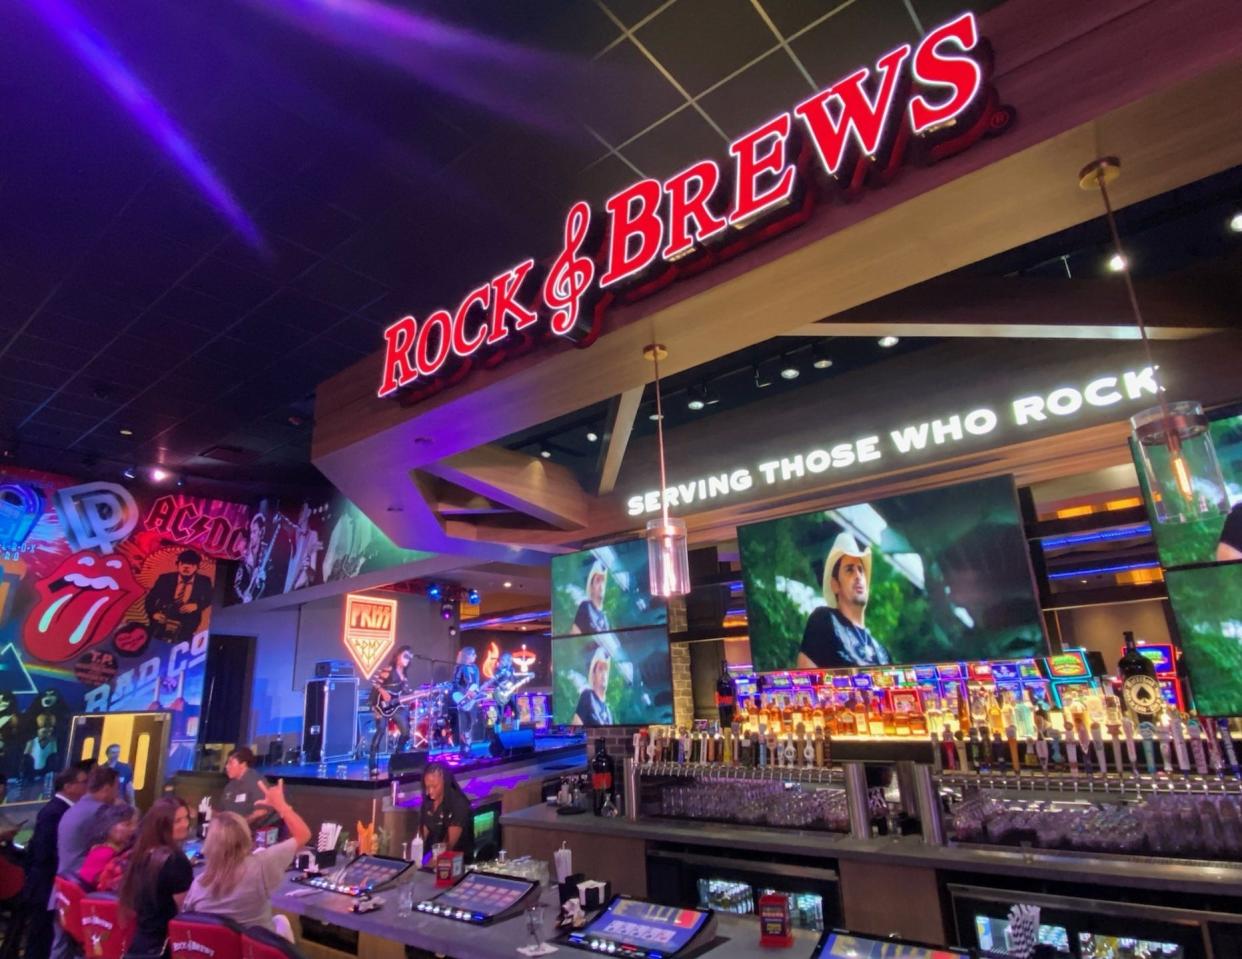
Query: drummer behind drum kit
[{"left": 377, "top": 674, "right": 535, "bottom": 752}]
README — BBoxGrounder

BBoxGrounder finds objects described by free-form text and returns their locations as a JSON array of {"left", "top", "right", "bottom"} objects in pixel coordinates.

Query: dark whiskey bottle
[{"left": 591, "top": 738, "right": 616, "bottom": 816}]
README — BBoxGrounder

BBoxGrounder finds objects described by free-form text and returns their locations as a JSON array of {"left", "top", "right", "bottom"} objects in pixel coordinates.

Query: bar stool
[
  {"left": 52, "top": 874, "right": 88, "bottom": 947},
  {"left": 80, "top": 892, "right": 134, "bottom": 959},
  {"left": 168, "top": 913, "right": 245, "bottom": 959},
  {"left": 240, "top": 925, "right": 306, "bottom": 959}
]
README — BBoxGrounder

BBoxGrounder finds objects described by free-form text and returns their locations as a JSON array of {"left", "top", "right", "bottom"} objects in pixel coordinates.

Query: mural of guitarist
[
  {"left": 144, "top": 550, "right": 213, "bottom": 643},
  {"left": 367, "top": 646, "right": 413, "bottom": 775}
]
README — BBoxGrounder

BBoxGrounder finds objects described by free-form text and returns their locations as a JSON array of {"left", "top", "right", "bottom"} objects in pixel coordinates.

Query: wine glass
[{"left": 525, "top": 904, "right": 545, "bottom": 950}]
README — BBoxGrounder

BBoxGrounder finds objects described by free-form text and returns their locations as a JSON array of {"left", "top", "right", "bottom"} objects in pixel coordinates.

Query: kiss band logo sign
[
  {"left": 379, "top": 14, "right": 1013, "bottom": 403},
  {"left": 342, "top": 592, "right": 398, "bottom": 679}
]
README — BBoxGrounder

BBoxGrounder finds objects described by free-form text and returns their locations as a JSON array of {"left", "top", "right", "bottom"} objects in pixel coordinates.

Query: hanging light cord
[
  {"left": 1092, "top": 170, "right": 1173, "bottom": 428},
  {"left": 651, "top": 344, "right": 670, "bottom": 529}
]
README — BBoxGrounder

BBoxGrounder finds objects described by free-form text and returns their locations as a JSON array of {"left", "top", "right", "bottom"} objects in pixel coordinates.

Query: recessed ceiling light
[
  {"left": 812, "top": 357, "right": 833, "bottom": 370},
  {"left": 503, "top": 581, "right": 513, "bottom": 588},
  {"left": 1107, "top": 253, "right": 1127, "bottom": 272},
  {"left": 119, "top": 428, "right": 133, "bottom": 437},
  {"left": 687, "top": 399, "right": 705, "bottom": 411},
  {"left": 586, "top": 431, "right": 598, "bottom": 443},
  {"left": 779, "top": 362, "right": 799, "bottom": 380},
  {"left": 878, "top": 336, "right": 900, "bottom": 348},
  {"left": 648, "top": 412, "right": 663, "bottom": 421},
  {"left": 539, "top": 448, "right": 552, "bottom": 459},
  {"left": 150, "top": 466, "right": 170, "bottom": 483},
  {"left": 1229, "top": 212, "right": 1242, "bottom": 233}
]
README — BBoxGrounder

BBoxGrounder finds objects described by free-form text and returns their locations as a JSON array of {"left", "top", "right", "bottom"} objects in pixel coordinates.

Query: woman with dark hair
[
  {"left": 120, "top": 796, "right": 193, "bottom": 959},
  {"left": 451, "top": 647, "right": 481, "bottom": 756},
  {"left": 417, "top": 762, "right": 473, "bottom": 862},
  {"left": 368, "top": 645, "right": 414, "bottom": 774},
  {"left": 79, "top": 803, "right": 138, "bottom": 891}
]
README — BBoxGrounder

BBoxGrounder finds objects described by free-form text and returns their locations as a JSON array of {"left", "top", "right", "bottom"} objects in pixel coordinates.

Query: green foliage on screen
[
  {"left": 1165, "top": 565, "right": 1242, "bottom": 716},
  {"left": 551, "top": 628, "right": 674, "bottom": 726},
  {"left": 550, "top": 540, "right": 666, "bottom": 638}
]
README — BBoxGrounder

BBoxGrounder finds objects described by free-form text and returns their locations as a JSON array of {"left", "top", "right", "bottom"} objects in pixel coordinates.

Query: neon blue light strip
[
  {"left": 461, "top": 610, "right": 550, "bottom": 630},
  {"left": 1040, "top": 524, "right": 1151, "bottom": 549},
  {"left": 1047, "top": 561, "right": 1160, "bottom": 581}
]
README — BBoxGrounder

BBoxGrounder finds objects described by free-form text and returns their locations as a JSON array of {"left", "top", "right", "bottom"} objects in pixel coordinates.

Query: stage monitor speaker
[
  {"left": 488, "top": 727, "right": 535, "bottom": 758},
  {"left": 302, "top": 678, "right": 358, "bottom": 763},
  {"left": 387, "top": 750, "right": 430, "bottom": 778}
]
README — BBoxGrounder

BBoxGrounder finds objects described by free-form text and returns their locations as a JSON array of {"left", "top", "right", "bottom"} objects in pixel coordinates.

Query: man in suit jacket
[
  {"left": 23, "top": 766, "right": 87, "bottom": 959},
  {"left": 144, "top": 549, "right": 214, "bottom": 643}
]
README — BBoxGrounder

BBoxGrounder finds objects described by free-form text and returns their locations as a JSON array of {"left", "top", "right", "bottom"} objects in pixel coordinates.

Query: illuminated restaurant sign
[
  {"left": 379, "top": 13, "right": 1013, "bottom": 402},
  {"left": 626, "top": 366, "right": 1159, "bottom": 516},
  {"left": 342, "top": 593, "right": 398, "bottom": 679}
]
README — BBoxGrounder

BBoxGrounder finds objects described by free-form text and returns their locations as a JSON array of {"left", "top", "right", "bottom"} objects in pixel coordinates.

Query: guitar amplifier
[
  {"left": 303, "top": 678, "right": 358, "bottom": 763},
  {"left": 314, "top": 659, "right": 356, "bottom": 678}
]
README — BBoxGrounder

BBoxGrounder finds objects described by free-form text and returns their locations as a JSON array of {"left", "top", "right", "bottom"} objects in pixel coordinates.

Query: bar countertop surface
[
  {"left": 273, "top": 868, "right": 821, "bottom": 959},
  {"left": 500, "top": 802, "right": 1242, "bottom": 896}
]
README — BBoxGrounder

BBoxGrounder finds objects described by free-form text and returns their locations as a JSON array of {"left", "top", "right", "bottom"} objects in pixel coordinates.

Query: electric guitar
[
  {"left": 492, "top": 673, "right": 534, "bottom": 707},
  {"left": 373, "top": 686, "right": 421, "bottom": 719}
]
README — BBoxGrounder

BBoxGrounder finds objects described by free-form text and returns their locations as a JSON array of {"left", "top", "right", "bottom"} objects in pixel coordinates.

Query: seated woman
[
  {"left": 183, "top": 779, "right": 309, "bottom": 941},
  {"left": 417, "top": 763, "right": 473, "bottom": 864},
  {"left": 80, "top": 803, "right": 138, "bottom": 891},
  {"left": 120, "top": 796, "right": 193, "bottom": 959}
]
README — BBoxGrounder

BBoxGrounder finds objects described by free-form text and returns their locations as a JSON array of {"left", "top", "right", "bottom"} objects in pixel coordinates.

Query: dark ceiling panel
[
  {"left": 600, "top": 0, "right": 670, "bottom": 29},
  {"left": 621, "top": 106, "right": 727, "bottom": 181},
  {"left": 584, "top": 39, "right": 686, "bottom": 144},
  {"left": 637, "top": 0, "right": 775, "bottom": 98},
  {"left": 912, "top": 0, "right": 1009, "bottom": 30},
  {"left": 181, "top": 257, "right": 280, "bottom": 311},
  {"left": 790, "top": 0, "right": 918, "bottom": 89},
  {"left": 696, "top": 48, "right": 813, "bottom": 138},
  {"left": 757, "top": 0, "right": 852, "bottom": 38}
]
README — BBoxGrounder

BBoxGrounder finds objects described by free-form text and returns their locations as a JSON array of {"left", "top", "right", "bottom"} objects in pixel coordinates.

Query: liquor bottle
[
  {"left": 591, "top": 739, "right": 616, "bottom": 816},
  {"left": 987, "top": 692, "right": 1004, "bottom": 737},
  {"left": 1000, "top": 691, "right": 1015, "bottom": 730},
  {"left": 791, "top": 696, "right": 804, "bottom": 728},
  {"left": 781, "top": 696, "right": 794, "bottom": 732},
  {"left": 882, "top": 701, "right": 897, "bottom": 737},
  {"left": 812, "top": 700, "right": 825, "bottom": 733},
  {"left": 924, "top": 695, "right": 941, "bottom": 734},
  {"left": 716, "top": 661, "right": 737, "bottom": 727},
  {"left": 1014, "top": 690, "right": 1036, "bottom": 740},
  {"left": 956, "top": 690, "right": 972, "bottom": 734},
  {"left": 837, "top": 700, "right": 857, "bottom": 736},
  {"left": 852, "top": 696, "right": 868, "bottom": 736},
  {"left": 1118, "top": 631, "right": 1162, "bottom": 722},
  {"left": 908, "top": 703, "right": 927, "bottom": 737},
  {"left": 866, "top": 694, "right": 886, "bottom": 737}
]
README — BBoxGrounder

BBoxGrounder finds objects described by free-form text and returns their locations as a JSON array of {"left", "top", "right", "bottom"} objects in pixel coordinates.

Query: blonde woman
[{"left": 182, "top": 779, "right": 309, "bottom": 940}]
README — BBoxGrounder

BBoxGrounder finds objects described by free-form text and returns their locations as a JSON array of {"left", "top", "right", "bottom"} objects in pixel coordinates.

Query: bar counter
[{"left": 273, "top": 868, "right": 822, "bottom": 959}]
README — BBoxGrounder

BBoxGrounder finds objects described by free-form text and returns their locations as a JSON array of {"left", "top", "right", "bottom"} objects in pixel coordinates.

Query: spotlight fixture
[
  {"left": 878, "top": 336, "right": 900, "bottom": 348},
  {"left": 648, "top": 412, "right": 663, "bottom": 422},
  {"left": 812, "top": 342, "right": 834, "bottom": 370},
  {"left": 503, "top": 581, "right": 513, "bottom": 589},
  {"left": 427, "top": 583, "right": 442, "bottom": 600},
  {"left": 122, "top": 466, "right": 136, "bottom": 480},
  {"left": 779, "top": 355, "right": 800, "bottom": 380},
  {"left": 539, "top": 447, "right": 552, "bottom": 459},
  {"left": 149, "top": 466, "right": 170, "bottom": 483},
  {"left": 1107, "top": 253, "right": 1127, "bottom": 272},
  {"left": 586, "top": 431, "right": 599, "bottom": 443},
  {"left": 440, "top": 601, "right": 453, "bottom": 621},
  {"left": 448, "top": 625, "right": 458, "bottom": 637},
  {"left": 119, "top": 428, "right": 134, "bottom": 437},
  {"left": 686, "top": 384, "right": 709, "bottom": 411},
  {"left": 467, "top": 588, "right": 480, "bottom": 605},
  {"left": 1230, "top": 212, "right": 1242, "bottom": 233},
  {"left": 175, "top": 476, "right": 185, "bottom": 488}
]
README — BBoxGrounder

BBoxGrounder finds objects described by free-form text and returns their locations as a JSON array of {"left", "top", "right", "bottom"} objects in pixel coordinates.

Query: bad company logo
[{"left": 54, "top": 482, "right": 139, "bottom": 554}]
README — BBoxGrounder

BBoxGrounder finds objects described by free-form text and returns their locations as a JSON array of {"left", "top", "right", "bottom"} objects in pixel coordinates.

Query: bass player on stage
[
  {"left": 451, "top": 646, "right": 481, "bottom": 757},
  {"left": 368, "top": 645, "right": 414, "bottom": 776}
]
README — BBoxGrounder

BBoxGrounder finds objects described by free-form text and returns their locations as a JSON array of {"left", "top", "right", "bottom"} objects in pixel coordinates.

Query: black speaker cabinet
[
  {"left": 302, "top": 678, "right": 358, "bottom": 763},
  {"left": 387, "top": 750, "right": 431, "bottom": 778},
  {"left": 488, "top": 726, "right": 536, "bottom": 758}
]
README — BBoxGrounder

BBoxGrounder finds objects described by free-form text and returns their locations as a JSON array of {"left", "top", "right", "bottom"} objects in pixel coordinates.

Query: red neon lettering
[
  {"left": 487, "top": 260, "right": 538, "bottom": 344},
  {"left": 909, "top": 13, "right": 982, "bottom": 134},
  {"left": 728, "top": 114, "right": 796, "bottom": 225},
  {"left": 379, "top": 315, "right": 418, "bottom": 396},
  {"left": 415, "top": 309, "right": 452, "bottom": 377},
  {"left": 662, "top": 160, "right": 727, "bottom": 259},
  {"left": 451, "top": 283, "right": 491, "bottom": 357},
  {"left": 600, "top": 179, "right": 664, "bottom": 287},
  {"left": 793, "top": 43, "right": 911, "bottom": 176}
]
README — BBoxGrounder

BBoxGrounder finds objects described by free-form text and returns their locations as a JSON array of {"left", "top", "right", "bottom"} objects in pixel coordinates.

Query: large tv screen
[
  {"left": 738, "top": 475, "right": 1046, "bottom": 672},
  {"left": 551, "top": 627, "right": 674, "bottom": 727},
  {"left": 1165, "top": 563, "right": 1242, "bottom": 716},
  {"left": 551, "top": 540, "right": 666, "bottom": 638},
  {"left": 1135, "top": 409, "right": 1242, "bottom": 570}
]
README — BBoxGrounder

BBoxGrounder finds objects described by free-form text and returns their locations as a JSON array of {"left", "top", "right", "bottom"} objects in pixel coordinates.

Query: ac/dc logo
[
  {"left": 378, "top": 12, "right": 1014, "bottom": 405},
  {"left": 143, "top": 496, "right": 249, "bottom": 560}
]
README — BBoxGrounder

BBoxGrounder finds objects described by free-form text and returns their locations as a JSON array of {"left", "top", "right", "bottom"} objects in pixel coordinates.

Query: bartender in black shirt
[{"left": 417, "top": 763, "right": 473, "bottom": 862}]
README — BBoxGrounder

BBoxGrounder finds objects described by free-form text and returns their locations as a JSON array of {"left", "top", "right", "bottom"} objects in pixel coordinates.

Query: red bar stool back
[
  {"left": 52, "top": 874, "right": 88, "bottom": 946},
  {"left": 80, "top": 892, "right": 134, "bottom": 959},
  {"left": 168, "top": 913, "right": 245, "bottom": 959},
  {"left": 241, "top": 925, "right": 305, "bottom": 959}
]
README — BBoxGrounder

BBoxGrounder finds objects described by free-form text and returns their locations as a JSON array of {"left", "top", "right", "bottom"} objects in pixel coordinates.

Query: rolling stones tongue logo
[{"left": 23, "top": 551, "right": 143, "bottom": 662}]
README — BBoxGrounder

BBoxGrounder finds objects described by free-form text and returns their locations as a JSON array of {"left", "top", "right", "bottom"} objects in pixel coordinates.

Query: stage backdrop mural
[
  {"left": 0, "top": 468, "right": 248, "bottom": 788},
  {"left": 226, "top": 493, "right": 434, "bottom": 605}
]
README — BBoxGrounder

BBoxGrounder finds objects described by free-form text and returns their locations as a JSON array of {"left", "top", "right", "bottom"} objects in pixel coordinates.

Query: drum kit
[{"left": 389, "top": 682, "right": 498, "bottom": 751}]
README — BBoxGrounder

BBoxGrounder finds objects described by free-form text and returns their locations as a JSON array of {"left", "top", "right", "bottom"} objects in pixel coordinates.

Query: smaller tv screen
[
  {"left": 574, "top": 898, "right": 711, "bottom": 955},
  {"left": 430, "top": 872, "right": 535, "bottom": 919},
  {"left": 552, "top": 627, "right": 673, "bottom": 727},
  {"left": 816, "top": 930, "right": 969, "bottom": 959},
  {"left": 551, "top": 539, "right": 666, "bottom": 638},
  {"left": 1165, "top": 563, "right": 1242, "bottom": 716}
]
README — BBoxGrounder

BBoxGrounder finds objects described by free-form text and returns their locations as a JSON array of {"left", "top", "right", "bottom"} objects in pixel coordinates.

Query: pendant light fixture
[
  {"left": 1079, "top": 157, "right": 1228, "bottom": 525},
  {"left": 643, "top": 342, "right": 690, "bottom": 597}
]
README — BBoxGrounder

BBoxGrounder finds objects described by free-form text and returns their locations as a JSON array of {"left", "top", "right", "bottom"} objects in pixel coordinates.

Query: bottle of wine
[
  {"left": 1118, "top": 630, "right": 1162, "bottom": 721},
  {"left": 591, "top": 738, "right": 616, "bottom": 816},
  {"left": 715, "top": 659, "right": 737, "bottom": 727}
]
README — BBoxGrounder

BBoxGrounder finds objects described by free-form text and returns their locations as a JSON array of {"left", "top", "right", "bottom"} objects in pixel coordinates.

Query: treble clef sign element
[{"left": 543, "top": 201, "right": 594, "bottom": 336}]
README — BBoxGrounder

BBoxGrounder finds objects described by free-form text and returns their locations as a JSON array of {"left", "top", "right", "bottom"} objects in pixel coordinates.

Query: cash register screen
[
  {"left": 586, "top": 898, "right": 710, "bottom": 953},
  {"left": 433, "top": 872, "right": 535, "bottom": 918},
  {"left": 816, "top": 931, "right": 970, "bottom": 958}
]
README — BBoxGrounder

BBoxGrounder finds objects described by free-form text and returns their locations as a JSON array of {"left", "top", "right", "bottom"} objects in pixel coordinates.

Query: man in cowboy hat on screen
[{"left": 797, "top": 532, "right": 892, "bottom": 669}]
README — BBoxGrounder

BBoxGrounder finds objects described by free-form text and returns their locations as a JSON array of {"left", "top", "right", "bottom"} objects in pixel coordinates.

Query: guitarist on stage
[
  {"left": 451, "top": 646, "right": 481, "bottom": 757},
  {"left": 368, "top": 645, "right": 414, "bottom": 775}
]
